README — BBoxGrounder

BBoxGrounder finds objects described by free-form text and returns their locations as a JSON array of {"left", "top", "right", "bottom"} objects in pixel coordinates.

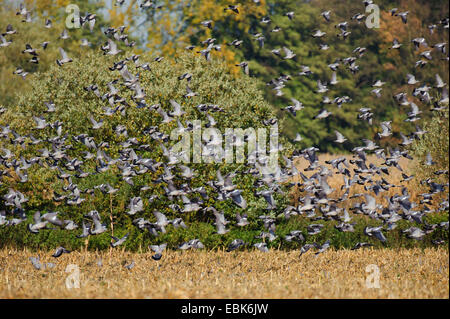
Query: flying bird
[{"left": 56, "top": 47, "right": 72, "bottom": 66}]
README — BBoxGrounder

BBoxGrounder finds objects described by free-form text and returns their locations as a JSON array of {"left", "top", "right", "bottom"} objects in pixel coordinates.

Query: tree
[{"left": 114, "top": 0, "right": 449, "bottom": 152}]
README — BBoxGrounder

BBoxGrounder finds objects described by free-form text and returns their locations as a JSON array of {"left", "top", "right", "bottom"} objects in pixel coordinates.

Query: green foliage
[{"left": 1, "top": 50, "right": 294, "bottom": 247}]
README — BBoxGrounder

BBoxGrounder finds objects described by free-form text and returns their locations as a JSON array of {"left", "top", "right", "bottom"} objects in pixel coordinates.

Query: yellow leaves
[{"left": 109, "top": 8, "right": 126, "bottom": 27}]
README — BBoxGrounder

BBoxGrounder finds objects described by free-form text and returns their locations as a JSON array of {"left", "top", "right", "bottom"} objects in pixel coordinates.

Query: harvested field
[{"left": 0, "top": 247, "right": 448, "bottom": 298}]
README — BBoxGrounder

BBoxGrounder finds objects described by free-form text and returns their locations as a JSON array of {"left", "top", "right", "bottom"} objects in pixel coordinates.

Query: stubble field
[{"left": 0, "top": 247, "right": 448, "bottom": 298}]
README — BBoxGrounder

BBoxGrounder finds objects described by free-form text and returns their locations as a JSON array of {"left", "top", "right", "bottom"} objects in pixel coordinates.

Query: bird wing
[
  {"left": 283, "top": 46, "right": 293, "bottom": 56},
  {"left": 364, "top": 194, "right": 376, "bottom": 210},
  {"left": 157, "top": 106, "right": 170, "bottom": 121},
  {"left": 59, "top": 47, "right": 68, "bottom": 60},
  {"left": 153, "top": 211, "right": 167, "bottom": 224},
  {"left": 335, "top": 130, "right": 345, "bottom": 140},
  {"left": 410, "top": 102, "right": 420, "bottom": 114},
  {"left": 373, "top": 229, "right": 387, "bottom": 242},
  {"left": 291, "top": 98, "right": 302, "bottom": 109},
  {"left": 331, "top": 72, "right": 337, "bottom": 83},
  {"left": 426, "top": 152, "right": 433, "bottom": 163},
  {"left": 89, "top": 18, "right": 96, "bottom": 32},
  {"left": 33, "top": 211, "right": 41, "bottom": 224},
  {"left": 170, "top": 99, "right": 181, "bottom": 113}
]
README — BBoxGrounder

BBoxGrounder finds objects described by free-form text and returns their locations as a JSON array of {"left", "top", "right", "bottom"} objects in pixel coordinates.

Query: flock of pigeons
[{"left": 0, "top": 0, "right": 449, "bottom": 267}]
